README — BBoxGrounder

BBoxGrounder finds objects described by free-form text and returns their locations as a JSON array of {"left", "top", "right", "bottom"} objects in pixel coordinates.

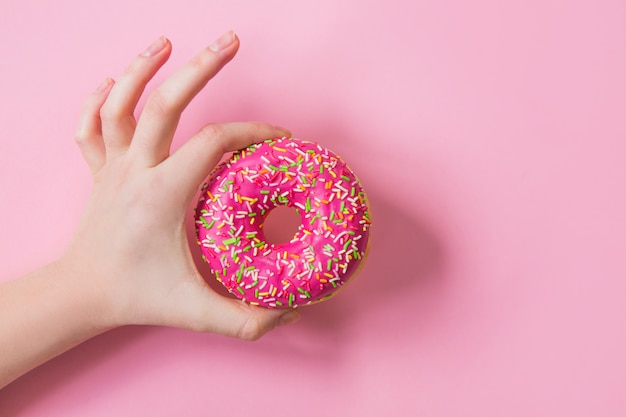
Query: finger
[
  {"left": 99, "top": 36, "right": 172, "bottom": 160},
  {"left": 172, "top": 282, "right": 301, "bottom": 339},
  {"left": 159, "top": 122, "right": 291, "bottom": 201},
  {"left": 130, "top": 31, "right": 240, "bottom": 166},
  {"left": 213, "top": 298, "right": 301, "bottom": 340},
  {"left": 74, "top": 78, "right": 114, "bottom": 175}
]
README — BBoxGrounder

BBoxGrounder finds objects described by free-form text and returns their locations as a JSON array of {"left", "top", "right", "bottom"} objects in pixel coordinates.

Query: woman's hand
[
  {"left": 2, "top": 32, "right": 300, "bottom": 388},
  {"left": 66, "top": 32, "right": 300, "bottom": 338}
]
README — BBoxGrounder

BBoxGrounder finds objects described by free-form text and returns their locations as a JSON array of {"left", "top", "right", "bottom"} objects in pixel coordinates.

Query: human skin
[{"left": 0, "top": 31, "right": 300, "bottom": 389}]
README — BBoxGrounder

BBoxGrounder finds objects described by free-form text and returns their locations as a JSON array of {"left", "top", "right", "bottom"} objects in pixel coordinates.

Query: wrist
[
  {"left": 52, "top": 255, "right": 120, "bottom": 332},
  {"left": 0, "top": 258, "right": 118, "bottom": 387}
]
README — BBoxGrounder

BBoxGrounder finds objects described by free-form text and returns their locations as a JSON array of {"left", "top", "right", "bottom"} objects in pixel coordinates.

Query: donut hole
[{"left": 262, "top": 205, "right": 302, "bottom": 245}]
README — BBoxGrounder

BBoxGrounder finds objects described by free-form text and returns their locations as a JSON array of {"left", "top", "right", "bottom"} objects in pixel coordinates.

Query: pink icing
[{"left": 195, "top": 137, "right": 371, "bottom": 308}]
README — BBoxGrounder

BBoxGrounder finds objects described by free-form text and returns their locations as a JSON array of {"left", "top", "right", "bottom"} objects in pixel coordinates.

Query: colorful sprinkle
[{"left": 195, "top": 137, "right": 371, "bottom": 308}]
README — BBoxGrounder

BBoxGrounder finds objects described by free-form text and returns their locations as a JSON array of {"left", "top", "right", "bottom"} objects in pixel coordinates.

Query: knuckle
[
  {"left": 121, "top": 60, "right": 141, "bottom": 78},
  {"left": 188, "top": 49, "right": 213, "bottom": 69},
  {"left": 250, "top": 121, "right": 268, "bottom": 131},
  {"left": 100, "top": 102, "right": 123, "bottom": 122},
  {"left": 144, "top": 89, "right": 174, "bottom": 118},
  {"left": 74, "top": 131, "right": 89, "bottom": 144},
  {"left": 237, "top": 316, "right": 263, "bottom": 341},
  {"left": 198, "top": 124, "right": 227, "bottom": 153},
  {"left": 199, "top": 123, "right": 223, "bottom": 141}
]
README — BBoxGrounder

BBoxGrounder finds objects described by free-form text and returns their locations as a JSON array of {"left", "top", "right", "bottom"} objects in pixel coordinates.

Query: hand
[{"left": 65, "top": 32, "right": 300, "bottom": 339}]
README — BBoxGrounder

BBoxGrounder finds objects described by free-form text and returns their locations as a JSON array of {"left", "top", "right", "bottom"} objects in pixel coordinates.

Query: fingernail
[
  {"left": 277, "top": 310, "right": 300, "bottom": 327},
  {"left": 94, "top": 77, "right": 113, "bottom": 94},
  {"left": 209, "top": 30, "right": 236, "bottom": 52},
  {"left": 140, "top": 36, "right": 167, "bottom": 57}
]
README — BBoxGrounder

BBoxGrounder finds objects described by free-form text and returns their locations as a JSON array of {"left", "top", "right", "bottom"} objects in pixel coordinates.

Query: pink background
[{"left": 1, "top": 0, "right": 626, "bottom": 415}]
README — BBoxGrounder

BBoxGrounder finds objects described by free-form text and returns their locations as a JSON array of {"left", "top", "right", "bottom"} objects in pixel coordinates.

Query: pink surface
[{"left": 1, "top": 0, "right": 625, "bottom": 415}]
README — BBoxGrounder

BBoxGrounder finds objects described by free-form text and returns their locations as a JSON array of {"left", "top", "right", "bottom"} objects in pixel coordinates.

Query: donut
[{"left": 195, "top": 137, "right": 371, "bottom": 308}]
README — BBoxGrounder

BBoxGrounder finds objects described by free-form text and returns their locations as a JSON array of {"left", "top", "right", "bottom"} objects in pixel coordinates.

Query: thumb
[
  {"left": 170, "top": 280, "right": 301, "bottom": 340},
  {"left": 161, "top": 122, "right": 290, "bottom": 201}
]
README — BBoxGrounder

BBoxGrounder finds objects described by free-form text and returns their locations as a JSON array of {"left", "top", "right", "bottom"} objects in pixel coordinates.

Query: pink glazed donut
[{"left": 195, "top": 137, "right": 371, "bottom": 308}]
